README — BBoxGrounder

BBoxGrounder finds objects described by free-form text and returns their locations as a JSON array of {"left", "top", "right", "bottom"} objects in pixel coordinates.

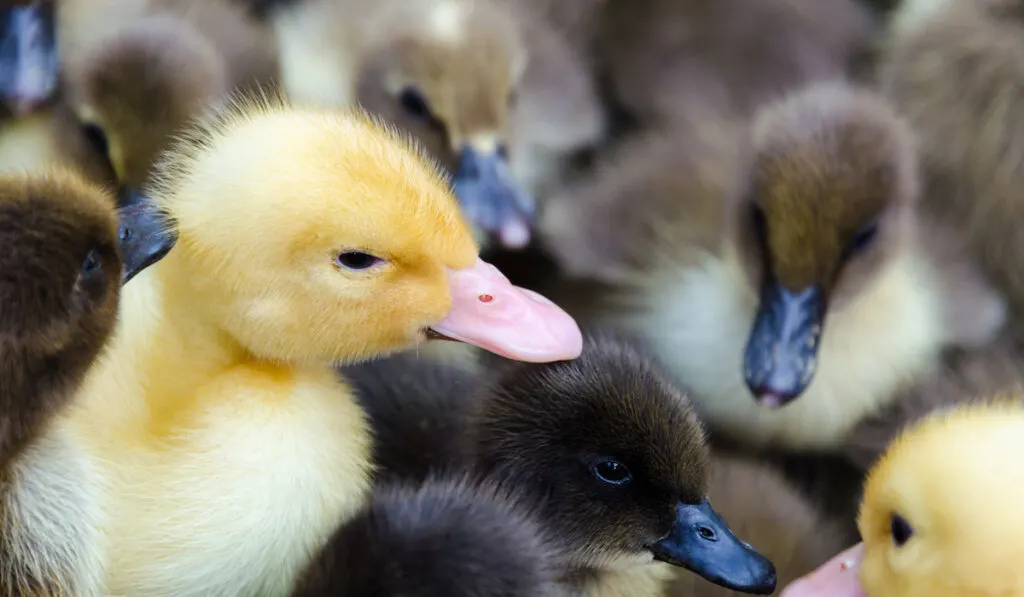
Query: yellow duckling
[
  {"left": 10, "top": 94, "right": 581, "bottom": 596},
  {"left": 781, "top": 401, "right": 1024, "bottom": 597}
]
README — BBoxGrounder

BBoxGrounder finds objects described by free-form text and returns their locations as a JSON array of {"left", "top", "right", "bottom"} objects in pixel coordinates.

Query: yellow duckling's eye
[
  {"left": 890, "top": 513, "right": 914, "bottom": 547},
  {"left": 335, "top": 251, "right": 385, "bottom": 272}
]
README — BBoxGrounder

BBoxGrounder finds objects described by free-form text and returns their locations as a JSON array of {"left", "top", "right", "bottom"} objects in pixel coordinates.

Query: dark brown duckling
[
  {"left": 293, "top": 475, "right": 570, "bottom": 597},
  {"left": 344, "top": 334, "right": 778, "bottom": 596},
  {"left": 0, "top": 168, "right": 176, "bottom": 595},
  {"left": 0, "top": 0, "right": 58, "bottom": 118}
]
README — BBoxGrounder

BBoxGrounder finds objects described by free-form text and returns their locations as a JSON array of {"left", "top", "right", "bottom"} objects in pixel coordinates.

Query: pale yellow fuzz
[
  {"left": 37, "top": 93, "right": 481, "bottom": 596},
  {"left": 858, "top": 401, "right": 1024, "bottom": 597},
  {"left": 630, "top": 245, "right": 946, "bottom": 450}
]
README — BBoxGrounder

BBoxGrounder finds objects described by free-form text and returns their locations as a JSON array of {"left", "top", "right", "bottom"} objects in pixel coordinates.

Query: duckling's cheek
[{"left": 781, "top": 543, "right": 867, "bottom": 597}]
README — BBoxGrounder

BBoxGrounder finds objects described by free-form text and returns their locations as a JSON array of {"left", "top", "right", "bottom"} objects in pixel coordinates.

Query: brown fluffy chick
[
  {"left": 60, "top": 0, "right": 277, "bottom": 205},
  {"left": 267, "top": 0, "right": 603, "bottom": 249},
  {"left": 666, "top": 456, "right": 850, "bottom": 597},
  {"left": 878, "top": 0, "right": 1024, "bottom": 338},
  {"left": 0, "top": 0, "right": 58, "bottom": 118},
  {"left": 595, "top": 0, "right": 876, "bottom": 129},
  {"left": 0, "top": 169, "right": 174, "bottom": 595},
  {"left": 344, "top": 334, "right": 778, "bottom": 596},
  {"left": 541, "top": 81, "right": 1005, "bottom": 451},
  {"left": 293, "top": 475, "right": 570, "bottom": 597}
]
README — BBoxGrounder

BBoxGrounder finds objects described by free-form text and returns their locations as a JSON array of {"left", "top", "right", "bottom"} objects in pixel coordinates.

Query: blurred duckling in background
[
  {"left": 293, "top": 475, "right": 569, "bottom": 597},
  {"left": 59, "top": 0, "right": 278, "bottom": 205},
  {"left": 0, "top": 169, "right": 174, "bottom": 595},
  {"left": 0, "top": 0, "right": 58, "bottom": 118},
  {"left": 877, "top": 0, "right": 1024, "bottom": 337},
  {"left": 264, "top": 0, "right": 604, "bottom": 249},
  {"left": 55, "top": 95, "right": 580, "bottom": 596},
  {"left": 594, "top": 0, "right": 875, "bottom": 129},
  {"left": 542, "top": 81, "right": 1005, "bottom": 451},
  {"left": 781, "top": 401, "right": 1024, "bottom": 597},
  {"left": 345, "top": 335, "right": 778, "bottom": 597},
  {"left": 666, "top": 456, "right": 850, "bottom": 597}
]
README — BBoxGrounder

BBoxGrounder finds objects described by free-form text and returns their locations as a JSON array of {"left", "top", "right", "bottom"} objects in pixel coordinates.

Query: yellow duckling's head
[
  {"left": 146, "top": 92, "right": 582, "bottom": 364},
  {"left": 781, "top": 401, "right": 1024, "bottom": 597}
]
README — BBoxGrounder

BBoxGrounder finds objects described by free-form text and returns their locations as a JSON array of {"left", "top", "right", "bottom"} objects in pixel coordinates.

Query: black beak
[
  {"left": 0, "top": 2, "right": 58, "bottom": 117},
  {"left": 452, "top": 145, "right": 535, "bottom": 250},
  {"left": 742, "top": 281, "right": 825, "bottom": 408},
  {"left": 650, "top": 500, "right": 776, "bottom": 595},
  {"left": 116, "top": 195, "right": 177, "bottom": 284}
]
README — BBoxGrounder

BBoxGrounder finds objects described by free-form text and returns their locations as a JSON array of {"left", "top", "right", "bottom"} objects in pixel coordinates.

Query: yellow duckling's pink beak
[
  {"left": 428, "top": 258, "right": 583, "bottom": 363},
  {"left": 781, "top": 543, "right": 867, "bottom": 597}
]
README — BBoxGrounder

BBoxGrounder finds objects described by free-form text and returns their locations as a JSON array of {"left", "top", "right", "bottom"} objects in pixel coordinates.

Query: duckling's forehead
[{"left": 161, "top": 107, "right": 478, "bottom": 267}]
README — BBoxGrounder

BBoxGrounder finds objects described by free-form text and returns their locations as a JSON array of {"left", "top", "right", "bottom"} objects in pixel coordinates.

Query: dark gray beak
[
  {"left": 116, "top": 195, "right": 177, "bottom": 284},
  {"left": 0, "top": 1, "right": 58, "bottom": 117},
  {"left": 452, "top": 145, "right": 535, "bottom": 250},
  {"left": 743, "top": 282, "right": 826, "bottom": 408},
  {"left": 650, "top": 500, "right": 777, "bottom": 595}
]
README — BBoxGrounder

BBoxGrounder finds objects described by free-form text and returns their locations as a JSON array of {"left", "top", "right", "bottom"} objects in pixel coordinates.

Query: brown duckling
[
  {"left": 541, "top": 81, "right": 1005, "bottom": 451},
  {"left": 0, "top": 169, "right": 175, "bottom": 595},
  {"left": 595, "top": 0, "right": 875, "bottom": 129},
  {"left": 345, "top": 334, "right": 778, "bottom": 596},
  {"left": 666, "top": 455, "right": 851, "bottom": 597},
  {"left": 877, "top": 0, "right": 1024, "bottom": 337},
  {"left": 265, "top": 0, "right": 603, "bottom": 249},
  {"left": 293, "top": 475, "right": 569, "bottom": 597},
  {"left": 60, "top": 0, "right": 277, "bottom": 205},
  {"left": 0, "top": 0, "right": 58, "bottom": 118}
]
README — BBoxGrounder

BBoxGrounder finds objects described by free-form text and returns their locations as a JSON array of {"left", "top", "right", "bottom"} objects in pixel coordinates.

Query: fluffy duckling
[
  {"left": 0, "top": 169, "right": 175, "bottom": 595},
  {"left": 266, "top": 0, "right": 603, "bottom": 249},
  {"left": 595, "top": 0, "right": 875, "bottom": 128},
  {"left": 60, "top": 0, "right": 277, "bottom": 204},
  {"left": 781, "top": 401, "right": 1024, "bottom": 597},
  {"left": 48, "top": 95, "right": 580, "bottom": 597},
  {"left": 293, "top": 475, "right": 568, "bottom": 597},
  {"left": 0, "top": 0, "right": 58, "bottom": 118},
  {"left": 877, "top": 0, "right": 1024, "bottom": 336},
  {"left": 345, "top": 335, "right": 778, "bottom": 596},
  {"left": 666, "top": 455, "right": 850, "bottom": 597},
  {"left": 542, "top": 81, "right": 1005, "bottom": 451}
]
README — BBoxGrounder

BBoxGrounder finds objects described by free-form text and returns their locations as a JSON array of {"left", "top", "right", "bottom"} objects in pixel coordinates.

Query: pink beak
[
  {"left": 781, "top": 543, "right": 867, "bottom": 597},
  {"left": 429, "top": 257, "right": 583, "bottom": 363}
]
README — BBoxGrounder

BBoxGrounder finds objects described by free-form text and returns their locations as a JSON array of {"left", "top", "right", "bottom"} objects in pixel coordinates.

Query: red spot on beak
[{"left": 478, "top": 294, "right": 494, "bottom": 303}]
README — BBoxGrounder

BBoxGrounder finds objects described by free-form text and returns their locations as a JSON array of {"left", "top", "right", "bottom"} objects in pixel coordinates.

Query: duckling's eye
[
  {"left": 592, "top": 459, "right": 632, "bottom": 485},
  {"left": 890, "top": 513, "right": 914, "bottom": 547},
  {"left": 82, "top": 249, "right": 101, "bottom": 275},
  {"left": 335, "top": 251, "right": 384, "bottom": 271},
  {"left": 81, "top": 123, "right": 110, "bottom": 157},
  {"left": 399, "top": 87, "right": 431, "bottom": 121},
  {"left": 849, "top": 222, "right": 879, "bottom": 255}
]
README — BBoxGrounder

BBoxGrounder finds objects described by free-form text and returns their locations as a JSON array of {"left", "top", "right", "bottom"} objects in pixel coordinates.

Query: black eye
[
  {"left": 81, "top": 123, "right": 110, "bottom": 157},
  {"left": 592, "top": 459, "right": 632, "bottom": 485},
  {"left": 890, "top": 513, "right": 914, "bottom": 547},
  {"left": 336, "top": 251, "right": 383, "bottom": 271},
  {"left": 399, "top": 87, "right": 431, "bottom": 121},
  {"left": 850, "top": 222, "right": 879, "bottom": 254},
  {"left": 82, "top": 249, "right": 101, "bottom": 275}
]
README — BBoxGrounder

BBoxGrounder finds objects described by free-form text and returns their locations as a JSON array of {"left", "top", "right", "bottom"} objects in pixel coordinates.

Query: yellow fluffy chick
[
  {"left": 20, "top": 94, "right": 581, "bottom": 596},
  {"left": 782, "top": 401, "right": 1024, "bottom": 597}
]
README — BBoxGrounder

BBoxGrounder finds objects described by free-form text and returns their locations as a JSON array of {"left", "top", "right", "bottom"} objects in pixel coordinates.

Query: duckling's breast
[{"left": 628, "top": 247, "right": 946, "bottom": 450}]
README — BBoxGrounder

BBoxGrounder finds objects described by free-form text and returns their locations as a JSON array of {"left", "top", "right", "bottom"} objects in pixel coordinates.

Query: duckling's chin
[
  {"left": 590, "top": 550, "right": 657, "bottom": 572},
  {"left": 780, "top": 543, "right": 866, "bottom": 597},
  {"left": 427, "top": 257, "right": 583, "bottom": 363}
]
